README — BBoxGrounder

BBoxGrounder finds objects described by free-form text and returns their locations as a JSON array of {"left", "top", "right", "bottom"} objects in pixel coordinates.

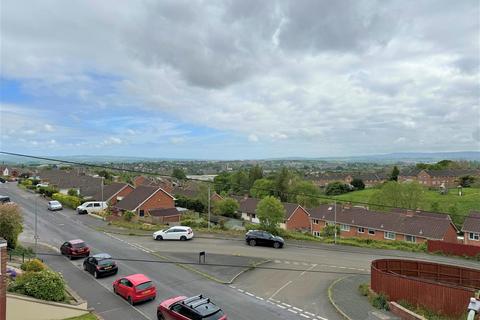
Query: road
[{"left": 2, "top": 183, "right": 309, "bottom": 320}]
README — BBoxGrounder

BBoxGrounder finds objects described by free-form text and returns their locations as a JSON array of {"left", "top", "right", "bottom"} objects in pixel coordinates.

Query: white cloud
[
  {"left": 248, "top": 134, "right": 259, "bottom": 142},
  {"left": 170, "top": 136, "right": 186, "bottom": 144},
  {"left": 102, "top": 137, "right": 123, "bottom": 145},
  {"left": 44, "top": 124, "right": 55, "bottom": 132}
]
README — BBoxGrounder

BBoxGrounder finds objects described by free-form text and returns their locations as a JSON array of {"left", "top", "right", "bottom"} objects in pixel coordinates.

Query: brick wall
[
  {"left": 285, "top": 207, "right": 311, "bottom": 231},
  {"left": 137, "top": 190, "right": 175, "bottom": 216},
  {"left": 110, "top": 185, "right": 134, "bottom": 206},
  {"left": 464, "top": 232, "right": 480, "bottom": 247}
]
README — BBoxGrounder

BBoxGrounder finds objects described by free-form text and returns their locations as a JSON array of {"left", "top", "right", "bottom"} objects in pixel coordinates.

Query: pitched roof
[
  {"left": 424, "top": 169, "right": 480, "bottom": 178},
  {"left": 149, "top": 207, "right": 181, "bottom": 217},
  {"left": 172, "top": 187, "right": 198, "bottom": 198},
  {"left": 236, "top": 197, "right": 304, "bottom": 220},
  {"left": 283, "top": 202, "right": 306, "bottom": 220},
  {"left": 92, "top": 182, "right": 131, "bottom": 202},
  {"left": 307, "top": 205, "right": 455, "bottom": 240},
  {"left": 38, "top": 169, "right": 102, "bottom": 197},
  {"left": 462, "top": 211, "right": 480, "bottom": 233},
  {"left": 115, "top": 185, "right": 173, "bottom": 211}
]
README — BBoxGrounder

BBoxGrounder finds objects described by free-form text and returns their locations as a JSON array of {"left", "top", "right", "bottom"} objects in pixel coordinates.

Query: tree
[
  {"left": 369, "top": 181, "right": 425, "bottom": 210},
  {"left": 96, "top": 169, "right": 112, "bottom": 180},
  {"left": 230, "top": 170, "right": 250, "bottom": 194},
  {"left": 255, "top": 196, "right": 285, "bottom": 232},
  {"left": 250, "top": 178, "right": 275, "bottom": 199},
  {"left": 214, "top": 172, "right": 232, "bottom": 194},
  {"left": 459, "top": 175, "right": 475, "bottom": 187},
  {"left": 325, "top": 182, "right": 351, "bottom": 196},
  {"left": 274, "top": 167, "right": 293, "bottom": 201},
  {"left": 172, "top": 168, "right": 187, "bottom": 180},
  {"left": 248, "top": 165, "right": 263, "bottom": 187},
  {"left": 0, "top": 204, "right": 23, "bottom": 248},
  {"left": 351, "top": 178, "right": 365, "bottom": 190},
  {"left": 389, "top": 166, "right": 400, "bottom": 181},
  {"left": 214, "top": 198, "right": 240, "bottom": 218},
  {"left": 291, "top": 181, "right": 320, "bottom": 207}
]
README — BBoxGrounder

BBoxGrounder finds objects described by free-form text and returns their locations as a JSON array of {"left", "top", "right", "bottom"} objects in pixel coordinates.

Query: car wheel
[
  {"left": 94, "top": 271, "right": 99, "bottom": 279},
  {"left": 180, "top": 236, "right": 187, "bottom": 241},
  {"left": 128, "top": 296, "right": 134, "bottom": 305},
  {"left": 157, "top": 312, "right": 165, "bottom": 320},
  {"left": 83, "top": 263, "right": 87, "bottom": 271},
  {"left": 249, "top": 239, "right": 256, "bottom": 246},
  {"left": 113, "top": 286, "right": 117, "bottom": 295},
  {"left": 155, "top": 235, "right": 163, "bottom": 241},
  {"left": 273, "top": 242, "right": 281, "bottom": 249},
  {"left": 68, "top": 255, "right": 73, "bottom": 260}
]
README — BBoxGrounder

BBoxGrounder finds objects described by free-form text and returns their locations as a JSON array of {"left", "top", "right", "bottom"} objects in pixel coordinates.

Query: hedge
[
  {"left": 9, "top": 270, "right": 66, "bottom": 301},
  {"left": 52, "top": 193, "right": 82, "bottom": 209}
]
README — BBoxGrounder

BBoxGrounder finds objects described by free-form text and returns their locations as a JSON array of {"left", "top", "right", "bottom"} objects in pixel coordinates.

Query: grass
[
  {"left": 109, "top": 220, "right": 167, "bottom": 231},
  {"left": 63, "top": 313, "right": 98, "bottom": 320},
  {"left": 397, "top": 300, "right": 465, "bottom": 320},
  {"left": 333, "top": 187, "right": 480, "bottom": 225},
  {"left": 323, "top": 237, "right": 427, "bottom": 252}
]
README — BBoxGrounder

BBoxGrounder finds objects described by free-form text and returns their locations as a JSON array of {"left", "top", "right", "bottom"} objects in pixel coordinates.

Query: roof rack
[
  {"left": 189, "top": 298, "right": 211, "bottom": 309},
  {"left": 182, "top": 294, "right": 203, "bottom": 305}
]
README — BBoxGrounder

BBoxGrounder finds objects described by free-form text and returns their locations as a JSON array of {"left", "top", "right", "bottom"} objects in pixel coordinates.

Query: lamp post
[
  {"left": 34, "top": 195, "right": 38, "bottom": 257},
  {"left": 334, "top": 201, "right": 337, "bottom": 245},
  {"left": 208, "top": 186, "right": 211, "bottom": 230}
]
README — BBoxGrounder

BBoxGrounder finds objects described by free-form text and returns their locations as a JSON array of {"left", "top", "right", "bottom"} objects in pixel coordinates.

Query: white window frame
[
  {"left": 357, "top": 227, "right": 365, "bottom": 233},
  {"left": 340, "top": 224, "right": 350, "bottom": 231},
  {"left": 405, "top": 235, "right": 416, "bottom": 243},
  {"left": 313, "top": 219, "right": 319, "bottom": 225},
  {"left": 313, "top": 231, "right": 321, "bottom": 237},
  {"left": 384, "top": 231, "right": 395, "bottom": 240},
  {"left": 468, "top": 232, "right": 480, "bottom": 241}
]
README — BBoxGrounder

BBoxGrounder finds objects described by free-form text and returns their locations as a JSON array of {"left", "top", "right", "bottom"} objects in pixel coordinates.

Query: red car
[
  {"left": 157, "top": 295, "right": 227, "bottom": 320},
  {"left": 113, "top": 274, "right": 156, "bottom": 305},
  {"left": 60, "top": 239, "right": 90, "bottom": 259}
]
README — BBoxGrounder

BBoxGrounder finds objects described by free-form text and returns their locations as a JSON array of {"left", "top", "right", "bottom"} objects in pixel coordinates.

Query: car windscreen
[
  {"left": 98, "top": 259, "right": 114, "bottom": 266},
  {"left": 51, "top": 201, "right": 60, "bottom": 205},
  {"left": 135, "top": 281, "right": 153, "bottom": 291},
  {"left": 72, "top": 242, "right": 86, "bottom": 248},
  {"left": 202, "top": 309, "right": 225, "bottom": 320}
]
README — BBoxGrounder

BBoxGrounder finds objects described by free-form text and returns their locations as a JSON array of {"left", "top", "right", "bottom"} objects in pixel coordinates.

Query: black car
[
  {"left": 83, "top": 253, "right": 118, "bottom": 278},
  {"left": 245, "top": 230, "right": 284, "bottom": 248},
  {"left": 0, "top": 195, "right": 10, "bottom": 203}
]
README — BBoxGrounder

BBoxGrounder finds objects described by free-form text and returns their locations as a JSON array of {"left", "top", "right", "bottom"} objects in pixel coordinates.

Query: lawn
[{"left": 333, "top": 187, "right": 480, "bottom": 226}]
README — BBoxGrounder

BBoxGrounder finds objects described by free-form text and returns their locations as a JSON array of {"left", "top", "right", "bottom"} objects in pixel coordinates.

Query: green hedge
[
  {"left": 52, "top": 193, "right": 82, "bottom": 209},
  {"left": 21, "top": 259, "right": 46, "bottom": 272},
  {"left": 9, "top": 270, "right": 66, "bottom": 301}
]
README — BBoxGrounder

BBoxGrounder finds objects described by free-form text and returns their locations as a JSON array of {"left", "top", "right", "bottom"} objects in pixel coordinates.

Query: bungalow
[
  {"left": 114, "top": 185, "right": 175, "bottom": 217},
  {"left": 37, "top": 169, "right": 102, "bottom": 198},
  {"left": 149, "top": 207, "right": 182, "bottom": 225},
  {"left": 462, "top": 211, "right": 480, "bottom": 247},
  {"left": 91, "top": 182, "right": 134, "bottom": 206},
  {"left": 172, "top": 186, "right": 223, "bottom": 202},
  {"left": 133, "top": 175, "right": 173, "bottom": 193},
  {"left": 308, "top": 205, "right": 458, "bottom": 243},
  {"left": 236, "top": 197, "right": 311, "bottom": 232}
]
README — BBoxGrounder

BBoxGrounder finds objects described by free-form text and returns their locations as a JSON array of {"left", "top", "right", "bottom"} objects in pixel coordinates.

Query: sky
[{"left": 0, "top": 0, "right": 479, "bottom": 160}]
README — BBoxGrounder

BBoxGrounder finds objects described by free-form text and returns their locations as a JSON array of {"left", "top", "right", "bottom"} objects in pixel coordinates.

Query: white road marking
[
  {"left": 287, "top": 309, "right": 298, "bottom": 314},
  {"left": 300, "top": 264, "right": 317, "bottom": 277},
  {"left": 276, "top": 304, "right": 286, "bottom": 309},
  {"left": 293, "top": 307, "right": 303, "bottom": 312},
  {"left": 317, "top": 316, "right": 328, "bottom": 320},
  {"left": 245, "top": 291, "right": 255, "bottom": 297},
  {"left": 300, "top": 314, "right": 310, "bottom": 318},
  {"left": 269, "top": 280, "right": 293, "bottom": 299},
  {"left": 282, "top": 303, "right": 292, "bottom": 308},
  {"left": 305, "top": 311, "right": 316, "bottom": 316}
]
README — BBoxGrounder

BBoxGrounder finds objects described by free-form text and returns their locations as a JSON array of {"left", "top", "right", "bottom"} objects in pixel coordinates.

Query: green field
[{"left": 333, "top": 187, "right": 480, "bottom": 226}]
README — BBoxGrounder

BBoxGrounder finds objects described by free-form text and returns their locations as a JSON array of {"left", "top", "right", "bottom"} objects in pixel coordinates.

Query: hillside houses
[
  {"left": 462, "top": 212, "right": 480, "bottom": 247},
  {"left": 399, "top": 169, "right": 480, "bottom": 187},
  {"left": 310, "top": 172, "right": 387, "bottom": 188},
  {"left": 37, "top": 169, "right": 103, "bottom": 198}
]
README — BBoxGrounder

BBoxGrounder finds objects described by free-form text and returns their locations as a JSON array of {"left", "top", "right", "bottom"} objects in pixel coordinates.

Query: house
[
  {"left": 308, "top": 205, "right": 458, "bottom": 243},
  {"left": 398, "top": 169, "right": 421, "bottom": 183},
  {"left": 462, "top": 211, "right": 480, "bottom": 246},
  {"left": 37, "top": 169, "right": 102, "bottom": 198},
  {"left": 91, "top": 182, "right": 134, "bottom": 206},
  {"left": 172, "top": 186, "right": 223, "bottom": 202},
  {"left": 149, "top": 207, "right": 182, "bottom": 225},
  {"left": 310, "top": 172, "right": 386, "bottom": 188},
  {"left": 133, "top": 175, "right": 173, "bottom": 193},
  {"left": 114, "top": 185, "right": 175, "bottom": 217},
  {"left": 415, "top": 169, "right": 480, "bottom": 188},
  {"left": 235, "top": 197, "right": 311, "bottom": 232},
  {"left": 0, "top": 167, "right": 9, "bottom": 176}
]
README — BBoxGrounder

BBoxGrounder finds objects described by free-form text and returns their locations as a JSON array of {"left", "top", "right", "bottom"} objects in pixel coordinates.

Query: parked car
[
  {"left": 60, "top": 239, "right": 90, "bottom": 259},
  {"left": 153, "top": 226, "right": 194, "bottom": 241},
  {"left": 83, "top": 253, "right": 118, "bottom": 278},
  {"left": 0, "top": 196, "right": 11, "bottom": 204},
  {"left": 47, "top": 200, "right": 63, "bottom": 211},
  {"left": 157, "top": 294, "right": 227, "bottom": 320},
  {"left": 245, "top": 230, "right": 284, "bottom": 249},
  {"left": 0, "top": 177, "right": 5, "bottom": 183},
  {"left": 76, "top": 201, "right": 107, "bottom": 215},
  {"left": 113, "top": 274, "right": 156, "bottom": 305}
]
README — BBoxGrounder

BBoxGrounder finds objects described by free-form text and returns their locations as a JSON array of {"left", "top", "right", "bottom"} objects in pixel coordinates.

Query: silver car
[{"left": 47, "top": 200, "right": 63, "bottom": 211}]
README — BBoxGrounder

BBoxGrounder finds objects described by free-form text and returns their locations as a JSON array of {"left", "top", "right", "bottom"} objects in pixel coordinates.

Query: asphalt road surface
[{"left": 3, "top": 183, "right": 308, "bottom": 320}]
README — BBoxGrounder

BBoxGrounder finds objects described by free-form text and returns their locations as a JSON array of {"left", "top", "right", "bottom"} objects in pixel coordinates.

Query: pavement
[{"left": 329, "top": 275, "right": 399, "bottom": 320}]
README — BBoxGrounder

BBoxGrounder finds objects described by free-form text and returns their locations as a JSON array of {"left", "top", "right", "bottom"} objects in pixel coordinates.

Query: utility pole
[
  {"left": 101, "top": 177, "right": 104, "bottom": 203},
  {"left": 334, "top": 200, "right": 337, "bottom": 245},
  {"left": 208, "top": 185, "right": 211, "bottom": 230},
  {"left": 34, "top": 195, "right": 38, "bottom": 257}
]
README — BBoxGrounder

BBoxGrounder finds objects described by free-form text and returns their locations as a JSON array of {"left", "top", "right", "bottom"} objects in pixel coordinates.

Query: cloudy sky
[{"left": 1, "top": 0, "right": 479, "bottom": 159}]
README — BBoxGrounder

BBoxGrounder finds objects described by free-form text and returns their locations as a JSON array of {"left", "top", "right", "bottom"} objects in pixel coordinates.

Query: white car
[
  {"left": 47, "top": 200, "right": 63, "bottom": 211},
  {"left": 153, "top": 226, "right": 194, "bottom": 241},
  {"left": 76, "top": 201, "right": 107, "bottom": 214}
]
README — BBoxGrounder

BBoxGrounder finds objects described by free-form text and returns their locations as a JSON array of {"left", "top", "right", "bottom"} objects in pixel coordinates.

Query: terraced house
[
  {"left": 399, "top": 169, "right": 480, "bottom": 188},
  {"left": 308, "top": 205, "right": 459, "bottom": 243},
  {"left": 462, "top": 212, "right": 480, "bottom": 247}
]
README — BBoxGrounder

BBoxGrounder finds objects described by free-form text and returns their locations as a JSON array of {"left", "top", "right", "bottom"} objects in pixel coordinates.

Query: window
[
  {"left": 86, "top": 203, "right": 93, "bottom": 207},
  {"left": 405, "top": 235, "right": 416, "bottom": 243},
  {"left": 313, "top": 219, "right": 319, "bottom": 224},
  {"left": 139, "top": 210, "right": 144, "bottom": 217},
  {"left": 357, "top": 227, "right": 365, "bottom": 233},
  {"left": 384, "top": 232, "right": 395, "bottom": 240},
  {"left": 340, "top": 224, "right": 350, "bottom": 231},
  {"left": 313, "top": 231, "right": 321, "bottom": 237},
  {"left": 368, "top": 229, "right": 375, "bottom": 235},
  {"left": 251, "top": 213, "right": 256, "bottom": 219},
  {"left": 94, "top": 203, "right": 100, "bottom": 207},
  {"left": 469, "top": 233, "right": 480, "bottom": 241}
]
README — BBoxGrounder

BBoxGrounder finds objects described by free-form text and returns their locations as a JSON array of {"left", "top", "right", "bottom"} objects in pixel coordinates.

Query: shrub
[
  {"left": 370, "top": 292, "right": 389, "bottom": 311},
  {"left": 321, "top": 224, "right": 341, "bottom": 238},
  {"left": 9, "top": 270, "right": 66, "bottom": 301},
  {"left": 358, "top": 283, "right": 370, "bottom": 296},
  {"left": 325, "top": 182, "right": 351, "bottom": 195},
  {"left": 0, "top": 204, "right": 23, "bottom": 249},
  {"left": 52, "top": 193, "right": 82, "bottom": 209},
  {"left": 123, "top": 211, "right": 136, "bottom": 222},
  {"left": 9, "top": 245, "right": 35, "bottom": 258},
  {"left": 67, "top": 188, "right": 78, "bottom": 196},
  {"left": 21, "top": 259, "right": 45, "bottom": 272},
  {"left": 37, "top": 186, "right": 59, "bottom": 197},
  {"left": 181, "top": 218, "right": 208, "bottom": 228}
]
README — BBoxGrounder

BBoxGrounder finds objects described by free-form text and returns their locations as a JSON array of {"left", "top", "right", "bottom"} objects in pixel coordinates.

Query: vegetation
[
  {"left": 369, "top": 181, "right": 425, "bottom": 210},
  {"left": 358, "top": 283, "right": 370, "bottom": 296},
  {"left": 325, "top": 181, "right": 351, "bottom": 195},
  {"left": 52, "top": 193, "right": 82, "bottom": 209},
  {"left": 172, "top": 168, "right": 187, "bottom": 180},
  {"left": 21, "top": 259, "right": 46, "bottom": 272},
  {"left": 0, "top": 204, "right": 23, "bottom": 248},
  {"left": 214, "top": 198, "right": 240, "bottom": 218},
  {"left": 255, "top": 196, "right": 286, "bottom": 233},
  {"left": 9, "top": 269, "right": 66, "bottom": 302},
  {"left": 323, "top": 237, "right": 427, "bottom": 252},
  {"left": 67, "top": 188, "right": 78, "bottom": 196},
  {"left": 389, "top": 166, "right": 400, "bottom": 181},
  {"left": 122, "top": 210, "right": 136, "bottom": 222},
  {"left": 250, "top": 178, "right": 276, "bottom": 199},
  {"left": 109, "top": 219, "right": 167, "bottom": 231},
  {"left": 37, "top": 185, "right": 59, "bottom": 197},
  {"left": 291, "top": 181, "right": 321, "bottom": 207},
  {"left": 459, "top": 175, "right": 476, "bottom": 187},
  {"left": 416, "top": 159, "right": 456, "bottom": 170},
  {"left": 370, "top": 292, "right": 389, "bottom": 311},
  {"left": 175, "top": 195, "right": 205, "bottom": 213},
  {"left": 351, "top": 178, "right": 365, "bottom": 190},
  {"left": 320, "top": 224, "right": 341, "bottom": 238},
  {"left": 397, "top": 300, "right": 460, "bottom": 320}
]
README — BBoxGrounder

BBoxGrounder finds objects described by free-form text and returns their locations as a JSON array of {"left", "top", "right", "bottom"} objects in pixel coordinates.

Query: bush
[
  {"left": 67, "top": 188, "right": 78, "bottom": 196},
  {"left": 321, "top": 224, "right": 341, "bottom": 238},
  {"left": 9, "top": 245, "right": 35, "bottom": 258},
  {"left": 37, "top": 186, "right": 58, "bottom": 197},
  {"left": 325, "top": 182, "right": 351, "bottom": 195},
  {"left": 358, "top": 283, "right": 370, "bottom": 296},
  {"left": 0, "top": 204, "right": 23, "bottom": 249},
  {"left": 370, "top": 292, "right": 389, "bottom": 311},
  {"left": 9, "top": 270, "right": 66, "bottom": 301},
  {"left": 181, "top": 218, "right": 208, "bottom": 228},
  {"left": 123, "top": 211, "right": 136, "bottom": 222},
  {"left": 52, "top": 193, "right": 82, "bottom": 209},
  {"left": 21, "top": 259, "right": 46, "bottom": 272}
]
